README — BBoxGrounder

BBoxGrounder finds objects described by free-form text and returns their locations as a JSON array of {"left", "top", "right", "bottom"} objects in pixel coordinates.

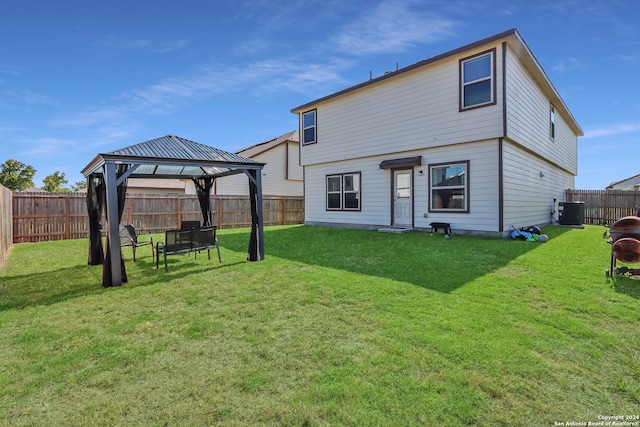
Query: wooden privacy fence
[
  {"left": 12, "top": 193, "right": 304, "bottom": 243},
  {"left": 564, "top": 189, "right": 640, "bottom": 225},
  {"left": 0, "top": 184, "right": 12, "bottom": 266}
]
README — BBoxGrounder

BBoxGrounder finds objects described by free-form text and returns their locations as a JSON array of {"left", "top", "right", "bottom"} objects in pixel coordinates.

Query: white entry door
[{"left": 393, "top": 170, "right": 412, "bottom": 227}]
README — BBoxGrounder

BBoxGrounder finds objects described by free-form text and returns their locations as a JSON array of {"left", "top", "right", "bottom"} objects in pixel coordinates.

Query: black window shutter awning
[{"left": 379, "top": 156, "right": 422, "bottom": 169}]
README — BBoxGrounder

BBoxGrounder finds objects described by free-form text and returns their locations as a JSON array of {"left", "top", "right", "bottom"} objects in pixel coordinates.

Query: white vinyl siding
[
  {"left": 505, "top": 45, "right": 577, "bottom": 175},
  {"left": 306, "top": 158, "right": 390, "bottom": 227},
  {"left": 299, "top": 49, "right": 503, "bottom": 167},
  {"left": 214, "top": 143, "right": 303, "bottom": 196},
  {"left": 502, "top": 141, "right": 574, "bottom": 228},
  {"left": 287, "top": 142, "right": 303, "bottom": 181},
  {"left": 304, "top": 140, "right": 500, "bottom": 233}
]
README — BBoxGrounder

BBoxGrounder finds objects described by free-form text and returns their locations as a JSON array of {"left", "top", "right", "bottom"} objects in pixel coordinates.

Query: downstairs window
[
  {"left": 327, "top": 172, "right": 361, "bottom": 211},
  {"left": 429, "top": 161, "right": 469, "bottom": 212}
]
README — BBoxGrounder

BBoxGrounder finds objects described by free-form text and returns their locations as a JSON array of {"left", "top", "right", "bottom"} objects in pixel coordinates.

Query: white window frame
[
  {"left": 429, "top": 161, "right": 469, "bottom": 213},
  {"left": 460, "top": 49, "right": 495, "bottom": 110},
  {"left": 326, "top": 172, "right": 361, "bottom": 211},
  {"left": 301, "top": 110, "right": 317, "bottom": 145},
  {"left": 550, "top": 105, "right": 556, "bottom": 140},
  {"left": 327, "top": 175, "right": 342, "bottom": 210}
]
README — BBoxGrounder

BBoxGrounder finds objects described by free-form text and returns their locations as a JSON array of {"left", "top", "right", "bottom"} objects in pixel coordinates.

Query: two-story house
[{"left": 290, "top": 28, "right": 583, "bottom": 236}]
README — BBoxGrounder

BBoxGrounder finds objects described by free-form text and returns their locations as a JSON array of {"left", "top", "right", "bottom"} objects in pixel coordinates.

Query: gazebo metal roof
[{"left": 82, "top": 134, "right": 265, "bottom": 179}]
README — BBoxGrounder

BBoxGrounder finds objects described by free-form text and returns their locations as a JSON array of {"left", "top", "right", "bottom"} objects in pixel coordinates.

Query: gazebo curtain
[
  {"left": 247, "top": 170, "right": 263, "bottom": 261},
  {"left": 192, "top": 177, "right": 214, "bottom": 227},
  {"left": 102, "top": 164, "right": 130, "bottom": 287},
  {"left": 87, "top": 173, "right": 105, "bottom": 265}
]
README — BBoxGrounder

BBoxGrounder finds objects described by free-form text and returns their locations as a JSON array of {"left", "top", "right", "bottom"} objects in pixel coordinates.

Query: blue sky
[{"left": 1, "top": 0, "right": 638, "bottom": 190}]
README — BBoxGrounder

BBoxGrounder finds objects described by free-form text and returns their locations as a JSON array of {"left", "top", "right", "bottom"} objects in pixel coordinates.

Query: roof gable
[
  {"left": 606, "top": 173, "right": 640, "bottom": 190},
  {"left": 237, "top": 130, "right": 299, "bottom": 158}
]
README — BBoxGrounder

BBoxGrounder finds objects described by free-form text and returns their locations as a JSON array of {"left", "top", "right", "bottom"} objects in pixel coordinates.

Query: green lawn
[{"left": 0, "top": 225, "right": 638, "bottom": 426}]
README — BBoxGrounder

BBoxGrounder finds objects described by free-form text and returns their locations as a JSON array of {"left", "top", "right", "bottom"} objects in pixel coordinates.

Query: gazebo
[{"left": 81, "top": 135, "right": 266, "bottom": 287}]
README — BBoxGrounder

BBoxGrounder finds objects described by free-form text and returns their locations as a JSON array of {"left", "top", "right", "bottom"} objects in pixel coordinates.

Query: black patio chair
[{"left": 119, "top": 224, "right": 154, "bottom": 262}]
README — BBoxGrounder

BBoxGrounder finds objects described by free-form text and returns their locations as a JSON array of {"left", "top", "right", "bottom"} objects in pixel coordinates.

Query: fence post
[
  {"left": 64, "top": 195, "right": 71, "bottom": 240},
  {"left": 177, "top": 196, "right": 181, "bottom": 228}
]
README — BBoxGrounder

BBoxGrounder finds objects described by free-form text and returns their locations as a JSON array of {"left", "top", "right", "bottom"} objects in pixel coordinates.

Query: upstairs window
[
  {"left": 327, "top": 172, "right": 361, "bottom": 211},
  {"left": 460, "top": 50, "right": 495, "bottom": 110},
  {"left": 302, "top": 110, "right": 316, "bottom": 145},
  {"left": 550, "top": 105, "right": 556, "bottom": 140},
  {"left": 429, "top": 161, "right": 469, "bottom": 212}
]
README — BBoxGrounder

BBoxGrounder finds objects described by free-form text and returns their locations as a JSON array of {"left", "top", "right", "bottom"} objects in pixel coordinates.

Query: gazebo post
[
  {"left": 254, "top": 169, "right": 264, "bottom": 260},
  {"left": 247, "top": 168, "right": 265, "bottom": 261},
  {"left": 104, "top": 162, "right": 123, "bottom": 286}
]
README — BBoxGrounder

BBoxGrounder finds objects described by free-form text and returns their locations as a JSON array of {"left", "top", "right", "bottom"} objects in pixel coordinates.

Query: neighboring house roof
[
  {"left": 606, "top": 173, "right": 640, "bottom": 190},
  {"left": 20, "top": 187, "right": 47, "bottom": 193},
  {"left": 236, "top": 130, "right": 299, "bottom": 158},
  {"left": 436, "top": 172, "right": 466, "bottom": 187},
  {"left": 291, "top": 28, "right": 583, "bottom": 137},
  {"left": 127, "top": 178, "right": 186, "bottom": 192}
]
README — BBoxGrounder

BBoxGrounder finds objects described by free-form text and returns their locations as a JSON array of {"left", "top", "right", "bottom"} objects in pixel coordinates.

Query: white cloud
[
  {"left": 97, "top": 36, "right": 152, "bottom": 49},
  {"left": 40, "top": 54, "right": 347, "bottom": 150},
  {"left": 96, "top": 36, "right": 190, "bottom": 53},
  {"left": 0, "top": 90, "right": 59, "bottom": 110},
  {"left": 23, "top": 92, "right": 56, "bottom": 105},
  {"left": 551, "top": 57, "right": 586, "bottom": 73},
  {"left": 0, "top": 65, "right": 22, "bottom": 76},
  {"left": 331, "top": 0, "right": 458, "bottom": 55},
  {"left": 117, "top": 57, "right": 349, "bottom": 113},
  {"left": 613, "top": 53, "right": 637, "bottom": 62},
  {"left": 152, "top": 39, "right": 191, "bottom": 54},
  {"left": 51, "top": 110, "right": 124, "bottom": 128},
  {"left": 583, "top": 121, "right": 640, "bottom": 139},
  {"left": 19, "top": 137, "right": 78, "bottom": 156}
]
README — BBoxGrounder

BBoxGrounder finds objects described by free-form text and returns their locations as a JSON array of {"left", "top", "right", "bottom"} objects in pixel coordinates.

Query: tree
[
  {"left": 42, "top": 171, "right": 70, "bottom": 193},
  {"left": 71, "top": 180, "right": 87, "bottom": 192},
  {"left": 0, "top": 159, "right": 36, "bottom": 191}
]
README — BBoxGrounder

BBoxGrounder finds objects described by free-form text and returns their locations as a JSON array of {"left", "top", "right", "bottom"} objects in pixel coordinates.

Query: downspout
[{"left": 499, "top": 41, "right": 508, "bottom": 233}]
